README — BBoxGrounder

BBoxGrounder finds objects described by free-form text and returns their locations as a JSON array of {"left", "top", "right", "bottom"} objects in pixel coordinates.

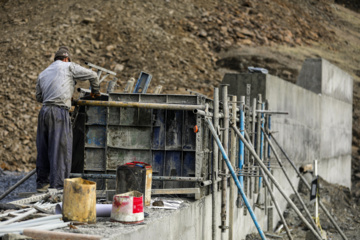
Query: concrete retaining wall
[{"left": 111, "top": 58, "right": 352, "bottom": 240}]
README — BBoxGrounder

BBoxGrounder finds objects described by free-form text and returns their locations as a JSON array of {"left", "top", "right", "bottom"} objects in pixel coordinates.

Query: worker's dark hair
[{"left": 54, "top": 55, "right": 68, "bottom": 61}]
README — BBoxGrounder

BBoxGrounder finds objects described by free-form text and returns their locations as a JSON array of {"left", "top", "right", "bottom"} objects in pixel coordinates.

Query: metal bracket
[{"left": 85, "top": 62, "right": 116, "bottom": 83}]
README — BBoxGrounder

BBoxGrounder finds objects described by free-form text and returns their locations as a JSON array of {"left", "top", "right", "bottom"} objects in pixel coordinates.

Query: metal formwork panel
[{"left": 80, "top": 93, "right": 213, "bottom": 197}]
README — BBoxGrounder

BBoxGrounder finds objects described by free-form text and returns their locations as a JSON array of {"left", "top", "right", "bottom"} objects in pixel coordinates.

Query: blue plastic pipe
[
  {"left": 258, "top": 103, "right": 265, "bottom": 189},
  {"left": 206, "top": 118, "right": 267, "bottom": 240},
  {"left": 238, "top": 103, "right": 245, "bottom": 188}
]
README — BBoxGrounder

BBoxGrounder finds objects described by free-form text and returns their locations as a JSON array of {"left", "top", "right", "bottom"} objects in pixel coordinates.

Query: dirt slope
[{"left": 0, "top": 0, "right": 359, "bottom": 181}]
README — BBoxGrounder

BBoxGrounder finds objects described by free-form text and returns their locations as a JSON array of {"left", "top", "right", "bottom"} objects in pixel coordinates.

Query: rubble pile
[{"left": 1, "top": 0, "right": 358, "bottom": 172}]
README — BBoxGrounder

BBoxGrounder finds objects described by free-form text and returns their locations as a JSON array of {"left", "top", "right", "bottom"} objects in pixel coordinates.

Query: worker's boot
[{"left": 37, "top": 184, "right": 50, "bottom": 193}]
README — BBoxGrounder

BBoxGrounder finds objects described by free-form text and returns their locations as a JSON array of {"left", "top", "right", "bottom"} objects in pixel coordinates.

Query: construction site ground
[{"left": 1, "top": 0, "right": 360, "bottom": 239}]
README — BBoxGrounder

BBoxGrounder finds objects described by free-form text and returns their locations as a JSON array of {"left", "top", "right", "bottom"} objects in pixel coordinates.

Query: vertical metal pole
[
  {"left": 237, "top": 96, "right": 245, "bottom": 208},
  {"left": 256, "top": 95, "right": 262, "bottom": 193},
  {"left": 212, "top": 88, "right": 219, "bottom": 240},
  {"left": 259, "top": 102, "right": 265, "bottom": 190},
  {"left": 229, "top": 96, "right": 237, "bottom": 240},
  {"left": 221, "top": 85, "right": 229, "bottom": 235},
  {"left": 206, "top": 118, "right": 267, "bottom": 240},
  {"left": 252, "top": 98, "right": 257, "bottom": 195},
  {"left": 314, "top": 159, "right": 319, "bottom": 227}
]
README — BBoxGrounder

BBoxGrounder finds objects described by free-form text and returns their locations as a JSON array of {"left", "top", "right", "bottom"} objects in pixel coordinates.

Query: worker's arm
[
  {"left": 35, "top": 77, "right": 43, "bottom": 103},
  {"left": 70, "top": 63, "right": 100, "bottom": 94}
]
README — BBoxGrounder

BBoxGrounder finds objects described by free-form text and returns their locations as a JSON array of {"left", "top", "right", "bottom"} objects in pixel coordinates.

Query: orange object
[{"left": 193, "top": 125, "right": 199, "bottom": 133}]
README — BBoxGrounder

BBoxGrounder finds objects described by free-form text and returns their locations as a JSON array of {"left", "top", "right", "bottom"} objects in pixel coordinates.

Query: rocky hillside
[{"left": 1, "top": 0, "right": 359, "bottom": 176}]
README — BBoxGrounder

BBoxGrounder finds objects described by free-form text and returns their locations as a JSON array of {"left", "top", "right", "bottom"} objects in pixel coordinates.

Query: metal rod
[
  {"left": 262, "top": 127, "right": 322, "bottom": 237},
  {"left": 70, "top": 173, "right": 116, "bottom": 179},
  {"left": 255, "top": 95, "right": 262, "bottom": 193},
  {"left": 70, "top": 173, "right": 204, "bottom": 182},
  {"left": 231, "top": 123, "right": 323, "bottom": 240},
  {"left": 194, "top": 109, "right": 213, "bottom": 117},
  {"left": 221, "top": 85, "right": 229, "bottom": 234},
  {"left": 252, "top": 98, "right": 257, "bottom": 195},
  {"left": 206, "top": 118, "right": 267, "bottom": 240},
  {"left": 73, "top": 100, "right": 206, "bottom": 111},
  {"left": 229, "top": 95, "right": 237, "bottom": 240},
  {"left": 255, "top": 110, "right": 289, "bottom": 115},
  {"left": 212, "top": 87, "right": 220, "bottom": 240},
  {"left": 269, "top": 134, "right": 348, "bottom": 240},
  {"left": 0, "top": 169, "right": 36, "bottom": 201}
]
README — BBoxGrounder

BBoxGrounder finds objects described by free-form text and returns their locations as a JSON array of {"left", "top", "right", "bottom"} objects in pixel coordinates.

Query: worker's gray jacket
[{"left": 36, "top": 60, "right": 100, "bottom": 109}]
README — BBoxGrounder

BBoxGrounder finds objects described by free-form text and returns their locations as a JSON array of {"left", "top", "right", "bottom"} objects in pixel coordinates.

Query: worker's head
[{"left": 54, "top": 46, "right": 71, "bottom": 62}]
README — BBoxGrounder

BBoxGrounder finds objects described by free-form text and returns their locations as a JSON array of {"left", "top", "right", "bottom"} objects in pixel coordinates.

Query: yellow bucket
[{"left": 62, "top": 178, "right": 96, "bottom": 223}]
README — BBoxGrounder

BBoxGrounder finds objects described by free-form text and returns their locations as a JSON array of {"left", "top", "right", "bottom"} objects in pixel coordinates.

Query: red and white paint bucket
[{"left": 110, "top": 191, "right": 144, "bottom": 224}]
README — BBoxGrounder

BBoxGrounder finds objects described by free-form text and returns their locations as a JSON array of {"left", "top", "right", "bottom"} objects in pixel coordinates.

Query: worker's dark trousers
[{"left": 36, "top": 105, "right": 72, "bottom": 189}]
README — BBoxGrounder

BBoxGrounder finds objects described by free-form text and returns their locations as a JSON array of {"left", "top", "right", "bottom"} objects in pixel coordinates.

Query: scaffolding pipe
[
  {"left": 262, "top": 127, "right": 322, "bottom": 237},
  {"left": 231, "top": 123, "right": 323, "bottom": 240},
  {"left": 229, "top": 96, "right": 237, "bottom": 240},
  {"left": 220, "top": 85, "right": 229, "bottom": 235},
  {"left": 0, "top": 169, "right": 36, "bottom": 201},
  {"left": 194, "top": 109, "right": 213, "bottom": 117},
  {"left": 70, "top": 173, "right": 204, "bottom": 182},
  {"left": 269, "top": 134, "right": 348, "bottom": 240},
  {"left": 252, "top": 98, "right": 257, "bottom": 195},
  {"left": 206, "top": 118, "right": 267, "bottom": 240},
  {"left": 73, "top": 100, "right": 206, "bottom": 111},
  {"left": 258, "top": 102, "right": 265, "bottom": 190},
  {"left": 255, "top": 95, "right": 262, "bottom": 193},
  {"left": 212, "top": 87, "right": 220, "bottom": 240}
]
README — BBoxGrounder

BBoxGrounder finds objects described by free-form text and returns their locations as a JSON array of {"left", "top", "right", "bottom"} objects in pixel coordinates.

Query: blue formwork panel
[
  {"left": 79, "top": 93, "right": 213, "bottom": 194},
  {"left": 183, "top": 111, "right": 196, "bottom": 150},
  {"left": 165, "top": 111, "right": 183, "bottom": 150},
  {"left": 86, "top": 106, "right": 107, "bottom": 125},
  {"left": 152, "top": 109, "right": 165, "bottom": 150},
  {"left": 164, "top": 151, "right": 182, "bottom": 188},
  {"left": 183, "top": 152, "right": 195, "bottom": 177},
  {"left": 152, "top": 151, "right": 164, "bottom": 188},
  {"left": 85, "top": 126, "right": 106, "bottom": 148}
]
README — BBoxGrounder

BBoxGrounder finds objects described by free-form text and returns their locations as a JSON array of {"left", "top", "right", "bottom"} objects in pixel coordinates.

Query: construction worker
[{"left": 35, "top": 46, "right": 100, "bottom": 192}]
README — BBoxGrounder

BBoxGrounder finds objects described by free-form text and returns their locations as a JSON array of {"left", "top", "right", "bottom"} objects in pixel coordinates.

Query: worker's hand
[{"left": 90, "top": 91, "right": 101, "bottom": 99}]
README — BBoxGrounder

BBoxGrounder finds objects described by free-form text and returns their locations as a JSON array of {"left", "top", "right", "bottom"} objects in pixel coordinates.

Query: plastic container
[
  {"left": 62, "top": 178, "right": 96, "bottom": 223},
  {"left": 116, "top": 161, "right": 152, "bottom": 206},
  {"left": 111, "top": 191, "right": 144, "bottom": 224}
]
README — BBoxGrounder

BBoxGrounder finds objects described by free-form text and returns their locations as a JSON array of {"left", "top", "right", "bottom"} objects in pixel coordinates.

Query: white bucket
[{"left": 110, "top": 191, "right": 144, "bottom": 224}]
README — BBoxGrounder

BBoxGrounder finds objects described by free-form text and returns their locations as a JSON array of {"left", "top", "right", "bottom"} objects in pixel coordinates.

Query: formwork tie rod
[
  {"left": 205, "top": 118, "right": 267, "bottom": 240},
  {"left": 231, "top": 123, "right": 323, "bottom": 240},
  {"left": 73, "top": 100, "right": 206, "bottom": 111}
]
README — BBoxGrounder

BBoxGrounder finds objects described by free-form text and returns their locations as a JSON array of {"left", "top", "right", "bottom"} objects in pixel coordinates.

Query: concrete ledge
[{"left": 297, "top": 58, "right": 353, "bottom": 104}]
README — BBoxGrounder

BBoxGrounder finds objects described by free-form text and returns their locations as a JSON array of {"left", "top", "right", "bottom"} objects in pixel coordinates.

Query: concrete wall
[
  {"left": 112, "top": 58, "right": 352, "bottom": 240},
  {"left": 222, "top": 58, "right": 353, "bottom": 189},
  {"left": 113, "top": 190, "right": 268, "bottom": 240},
  {"left": 221, "top": 58, "right": 353, "bottom": 234}
]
